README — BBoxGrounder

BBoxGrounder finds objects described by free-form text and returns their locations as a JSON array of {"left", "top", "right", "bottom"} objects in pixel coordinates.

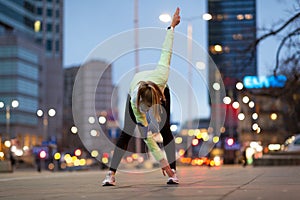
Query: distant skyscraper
[
  {"left": 0, "top": 0, "right": 63, "bottom": 148},
  {"left": 66, "top": 60, "right": 115, "bottom": 152},
  {"left": 207, "top": 0, "right": 257, "bottom": 163},
  {"left": 208, "top": 0, "right": 257, "bottom": 84}
]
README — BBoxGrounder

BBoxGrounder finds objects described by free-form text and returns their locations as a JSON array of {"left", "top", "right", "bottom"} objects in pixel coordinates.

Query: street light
[
  {"left": 0, "top": 100, "right": 19, "bottom": 140},
  {"left": 36, "top": 108, "right": 56, "bottom": 141}
]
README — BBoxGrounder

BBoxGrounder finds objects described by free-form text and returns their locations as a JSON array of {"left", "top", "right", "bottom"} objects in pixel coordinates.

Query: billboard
[{"left": 243, "top": 75, "right": 287, "bottom": 89}]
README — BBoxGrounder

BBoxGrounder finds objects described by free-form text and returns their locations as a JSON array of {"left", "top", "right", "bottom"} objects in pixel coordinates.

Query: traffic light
[
  {"left": 192, "top": 138, "right": 199, "bottom": 146},
  {"left": 74, "top": 149, "right": 82, "bottom": 157},
  {"left": 39, "top": 150, "right": 47, "bottom": 159},
  {"left": 226, "top": 138, "right": 234, "bottom": 146}
]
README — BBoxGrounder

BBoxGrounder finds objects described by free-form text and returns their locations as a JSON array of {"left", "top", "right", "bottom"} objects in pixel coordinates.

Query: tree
[{"left": 246, "top": 1, "right": 300, "bottom": 134}]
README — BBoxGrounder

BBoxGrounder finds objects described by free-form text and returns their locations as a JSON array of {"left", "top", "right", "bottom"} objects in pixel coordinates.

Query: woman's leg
[
  {"left": 160, "top": 86, "right": 176, "bottom": 170},
  {"left": 109, "top": 95, "right": 137, "bottom": 173}
]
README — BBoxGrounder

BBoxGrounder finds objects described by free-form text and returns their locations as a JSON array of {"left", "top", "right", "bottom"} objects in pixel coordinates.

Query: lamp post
[
  {"left": 37, "top": 108, "right": 56, "bottom": 141},
  {"left": 0, "top": 100, "right": 19, "bottom": 140}
]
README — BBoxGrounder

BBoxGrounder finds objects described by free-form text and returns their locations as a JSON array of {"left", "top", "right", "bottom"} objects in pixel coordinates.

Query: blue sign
[
  {"left": 243, "top": 75, "right": 287, "bottom": 89},
  {"left": 108, "top": 128, "right": 120, "bottom": 138}
]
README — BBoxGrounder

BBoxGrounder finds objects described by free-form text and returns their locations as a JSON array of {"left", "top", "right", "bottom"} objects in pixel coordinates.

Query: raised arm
[{"left": 148, "top": 7, "right": 181, "bottom": 87}]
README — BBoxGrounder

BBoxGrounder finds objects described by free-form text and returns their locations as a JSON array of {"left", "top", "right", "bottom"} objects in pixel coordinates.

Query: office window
[
  {"left": 47, "top": 8, "right": 52, "bottom": 17},
  {"left": 56, "top": 24, "right": 59, "bottom": 33},
  {"left": 55, "top": 40, "right": 59, "bottom": 52},
  {"left": 37, "top": 7, "right": 42, "bottom": 15},
  {"left": 56, "top": 9, "right": 60, "bottom": 18},
  {"left": 47, "top": 23, "right": 52, "bottom": 32},
  {"left": 46, "top": 40, "right": 52, "bottom": 51}
]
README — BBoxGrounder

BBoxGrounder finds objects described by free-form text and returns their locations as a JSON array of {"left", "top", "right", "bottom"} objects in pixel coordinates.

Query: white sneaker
[
  {"left": 102, "top": 171, "right": 116, "bottom": 186},
  {"left": 167, "top": 169, "right": 179, "bottom": 184}
]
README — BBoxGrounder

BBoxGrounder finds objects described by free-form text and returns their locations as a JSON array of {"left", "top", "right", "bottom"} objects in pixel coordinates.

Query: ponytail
[{"left": 137, "top": 81, "right": 165, "bottom": 122}]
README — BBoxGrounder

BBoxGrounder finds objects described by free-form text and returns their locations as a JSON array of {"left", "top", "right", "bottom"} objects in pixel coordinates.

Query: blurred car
[{"left": 283, "top": 134, "right": 300, "bottom": 152}]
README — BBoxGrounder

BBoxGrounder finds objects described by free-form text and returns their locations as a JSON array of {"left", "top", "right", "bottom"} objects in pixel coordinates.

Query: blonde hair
[{"left": 137, "top": 81, "right": 165, "bottom": 122}]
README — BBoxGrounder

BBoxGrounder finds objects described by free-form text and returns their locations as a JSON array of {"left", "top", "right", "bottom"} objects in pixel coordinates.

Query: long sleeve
[
  {"left": 147, "top": 28, "right": 174, "bottom": 88},
  {"left": 130, "top": 29, "right": 174, "bottom": 126},
  {"left": 143, "top": 132, "right": 165, "bottom": 162}
]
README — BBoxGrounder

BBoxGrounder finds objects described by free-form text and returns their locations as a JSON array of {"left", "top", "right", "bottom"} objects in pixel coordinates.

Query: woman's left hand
[{"left": 160, "top": 158, "right": 175, "bottom": 177}]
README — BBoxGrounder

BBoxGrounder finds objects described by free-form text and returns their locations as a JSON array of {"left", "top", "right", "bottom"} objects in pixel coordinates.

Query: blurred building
[
  {"left": 0, "top": 0, "right": 63, "bottom": 152},
  {"left": 62, "top": 66, "right": 82, "bottom": 151},
  {"left": 207, "top": 0, "right": 257, "bottom": 163},
  {"left": 64, "top": 60, "right": 117, "bottom": 153},
  {"left": 238, "top": 75, "right": 300, "bottom": 147},
  {"left": 238, "top": 92, "right": 286, "bottom": 145}
]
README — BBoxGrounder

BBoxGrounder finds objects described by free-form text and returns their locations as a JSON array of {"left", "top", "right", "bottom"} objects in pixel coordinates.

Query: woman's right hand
[{"left": 171, "top": 7, "right": 181, "bottom": 28}]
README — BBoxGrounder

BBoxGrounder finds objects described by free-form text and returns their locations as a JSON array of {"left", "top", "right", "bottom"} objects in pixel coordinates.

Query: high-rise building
[
  {"left": 34, "top": 0, "right": 64, "bottom": 145},
  {"left": 208, "top": 0, "right": 257, "bottom": 82},
  {"left": 0, "top": 0, "right": 63, "bottom": 151},
  {"left": 207, "top": 0, "right": 257, "bottom": 163}
]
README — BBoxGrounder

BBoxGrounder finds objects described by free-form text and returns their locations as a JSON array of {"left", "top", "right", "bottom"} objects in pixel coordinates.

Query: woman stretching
[{"left": 102, "top": 7, "right": 181, "bottom": 186}]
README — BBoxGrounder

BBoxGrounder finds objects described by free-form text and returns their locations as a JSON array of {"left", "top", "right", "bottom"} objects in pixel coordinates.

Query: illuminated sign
[{"left": 243, "top": 75, "right": 287, "bottom": 89}]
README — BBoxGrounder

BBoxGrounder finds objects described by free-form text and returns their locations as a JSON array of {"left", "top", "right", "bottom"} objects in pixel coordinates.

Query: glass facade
[
  {"left": 35, "top": 0, "right": 62, "bottom": 56},
  {"left": 208, "top": 0, "right": 257, "bottom": 81},
  {"left": 0, "top": 1, "right": 35, "bottom": 36},
  {"left": 0, "top": 45, "right": 39, "bottom": 126}
]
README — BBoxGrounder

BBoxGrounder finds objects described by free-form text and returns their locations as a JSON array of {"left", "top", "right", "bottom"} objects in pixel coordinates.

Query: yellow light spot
[
  {"left": 132, "top": 153, "right": 138, "bottom": 160},
  {"left": 34, "top": 20, "right": 41, "bottom": 32},
  {"left": 72, "top": 156, "right": 77, "bottom": 163},
  {"left": 74, "top": 159, "right": 80, "bottom": 166},
  {"left": 91, "top": 150, "right": 99, "bottom": 158},
  {"left": 270, "top": 113, "right": 278, "bottom": 120},
  {"left": 188, "top": 129, "right": 195, "bottom": 136},
  {"left": 214, "top": 45, "right": 223, "bottom": 52},
  {"left": 213, "top": 136, "right": 219, "bottom": 143},
  {"left": 175, "top": 137, "right": 183, "bottom": 144},
  {"left": 178, "top": 149, "right": 185, "bottom": 157},
  {"left": 79, "top": 159, "right": 86, "bottom": 166},
  {"left": 64, "top": 154, "right": 71, "bottom": 160},
  {"left": 194, "top": 129, "right": 200, "bottom": 136},
  {"left": 196, "top": 133, "right": 202, "bottom": 139},
  {"left": 102, "top": 157, "right": 109, "bottom": 164},
  {"left": 54, "top": 152, "right": 61, "bottom": 160},
  {"left": 202, "top": 132, "right": 209, "bottom": 141}
]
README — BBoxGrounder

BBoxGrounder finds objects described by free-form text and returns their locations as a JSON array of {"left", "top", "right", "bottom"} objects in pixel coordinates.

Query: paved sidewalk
[{"left": 0, "top": 165, "right": 299, "bottom": 200}]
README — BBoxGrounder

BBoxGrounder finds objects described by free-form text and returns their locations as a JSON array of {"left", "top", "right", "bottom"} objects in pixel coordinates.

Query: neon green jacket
[
  {"left": 129, "top": 29, "right": 174, "bottom": 127},
  {"left": 129, "top": 28, "right": 174, "bottom": 161}
]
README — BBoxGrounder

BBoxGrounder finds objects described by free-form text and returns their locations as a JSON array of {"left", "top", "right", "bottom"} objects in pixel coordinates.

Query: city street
[{"left": 0, "top": 165, "right": 299, "bottom": 200}]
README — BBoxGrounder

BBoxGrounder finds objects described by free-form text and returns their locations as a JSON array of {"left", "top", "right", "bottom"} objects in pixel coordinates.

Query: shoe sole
[
  {"left": 167, "top": 180, "right": 179, "bottom": 185},
  {"left": 102, "top": 182, "right": 115, "bottom": 186}
]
